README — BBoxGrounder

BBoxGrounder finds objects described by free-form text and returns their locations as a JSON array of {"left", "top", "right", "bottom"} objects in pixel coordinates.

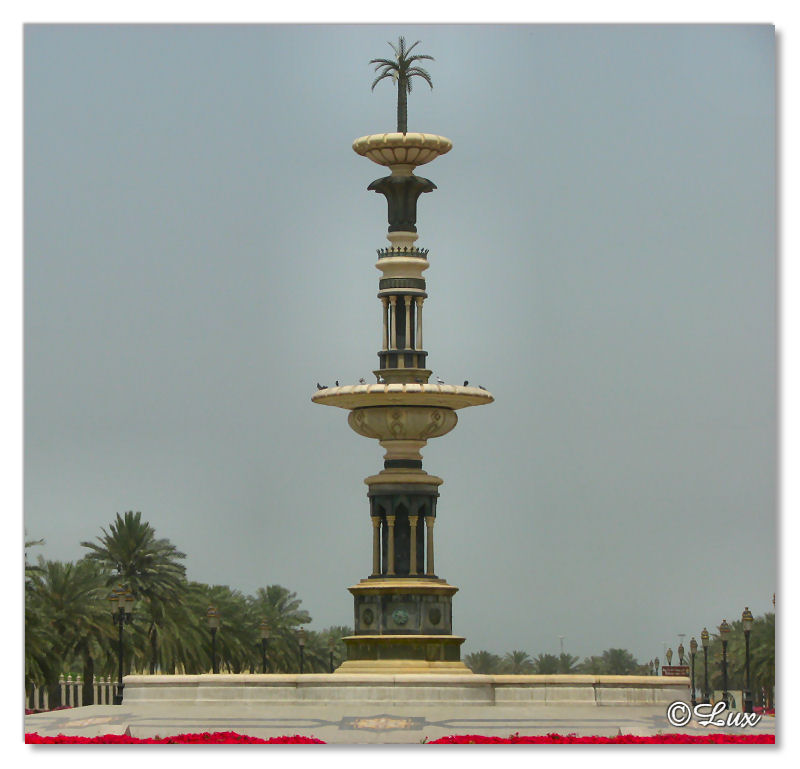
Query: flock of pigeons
[{"left": 316, "top": 377, "right": 488, "bottom": 391}]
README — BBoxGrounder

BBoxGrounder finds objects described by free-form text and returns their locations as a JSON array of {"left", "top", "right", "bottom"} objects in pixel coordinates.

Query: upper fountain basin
[
  {"left": 352, "top": 133, "right": 453, "bottom": 169},
  {"left": 312, "top": 383, "right": 493, "bottom": 411}
]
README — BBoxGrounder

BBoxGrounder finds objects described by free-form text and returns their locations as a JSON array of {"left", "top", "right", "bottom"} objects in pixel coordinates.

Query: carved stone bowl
[
  {"left": 347, "top": 405, "right": 458, "bottom": 442},
  {"left": 352, "top": 133, "right": 453, "bottom": 169}
]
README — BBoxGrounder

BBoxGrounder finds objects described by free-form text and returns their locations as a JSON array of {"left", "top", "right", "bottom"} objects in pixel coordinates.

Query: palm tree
[
  {"left": 599, "top": 648, "right": 641, "bottom": 675},
  {"left": 248, "top": 585, "right": 312, "bottom": 673},
  {"left": 533, "top": 653, "right": 560, "bottom": 674},
  {"left": 25, "top": 538, "right": 55, "bottom": 689},
  {"left": 318, "top": 625, "right": 353, "bottom": 672},
  {"left": 578, "top": 655, "right": 606, "bottom": 674},
  {"left": 557, "top": 652, "right": 580, "bottom": 674},
  {"left": 188, "top": 583, "right": 260, "bottom": 673},
  {"left": 370, "top": 36, "right": 434, "bottom": 134},
  {"left": 81, "top": 511, "right": 188, "bottom": 673},
  {"left": 464, "top": 650, "right": 502, "bottom": 674},
  {"left": 81, "top": 512, "right": 187, "bottom": 602},
  {"left": 501, "top": 650, "right": 535, "bottom": 674},
  {"left": 28, "top": 557, "right": 115, "bottom": 705}
]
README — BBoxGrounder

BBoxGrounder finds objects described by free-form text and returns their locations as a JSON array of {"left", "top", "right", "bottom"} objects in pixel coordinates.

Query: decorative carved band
[
  {"left": 376, "top": 247, "right": 429, "bottom": 259},
  {"left": 379, "top": 278, "right": 427, "bottom": 290}
]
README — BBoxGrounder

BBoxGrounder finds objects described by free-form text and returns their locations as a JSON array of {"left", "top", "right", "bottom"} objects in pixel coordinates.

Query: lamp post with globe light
[
  {"left": 689, "top": 637, "right": 698, "bottom": 707},
  {"left": 329, "top": 637, "right": 336, "bottom": 673},
  {"left": 298, "top": 628, "right": 306, "bottom": 674},
  {"left": 109, "top": 585, "right": 134, "bottom": 705},
  {"left": 701, "top": 628, "right": 710, "bottom": 704},
  {"left": 259, "top": 619, "right": 270, "bottom": 674},
  {"left": 206, "top": 606, "right": 220, "bottom": 674},
  {"left": 742, "top": 607, "right": 754, "bottom": 713},
  {"left": 719, "top": 619, "right": 732, "bottom": 708}
]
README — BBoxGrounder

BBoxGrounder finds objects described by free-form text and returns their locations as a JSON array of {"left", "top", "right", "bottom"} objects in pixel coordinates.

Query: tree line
[
  {"left": 464, "top": 614, "right": 775, "bottom": 708},
  {"left": 25, "top": 511, "right": 352, "bottom": 705},
  {"left": 464, "top": 648, "right": 645, "bottom": 675}
]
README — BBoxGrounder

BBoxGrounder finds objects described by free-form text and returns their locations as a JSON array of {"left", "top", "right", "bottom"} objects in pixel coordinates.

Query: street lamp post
[
  {"left": 719, "top": 619, "right": 731, "bottom": 709},
  {"left": 109, "top": 586, "right": 134, "bottom": 705},
  {"left": 260, "top": 619, "right": 270, "bottom": 674},
  {"left": 206, "top": 606, "right": 220, "bottom": 674},
  {"left": 298, "top": 629, "right": 306, "bottom": 674},
  {"left": 689, "top": 637, "right": 698, "bottom": 707},
  {"left": 742, "top": 607, "right": 754, "bottom": 713},
  {"left": 328, "top": 637, "right": 336, "bottom": 673},
  {"left": 701, "top": 628, "right": 710, "bottom": 704}
]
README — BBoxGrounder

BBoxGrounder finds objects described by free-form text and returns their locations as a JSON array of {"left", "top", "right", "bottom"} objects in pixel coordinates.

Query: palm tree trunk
[{"left": 397, "top": 79, "right": 408, "bottom": 134}]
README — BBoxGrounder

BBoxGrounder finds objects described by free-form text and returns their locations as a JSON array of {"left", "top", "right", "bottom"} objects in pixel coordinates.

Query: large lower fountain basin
[{"left": 312, "top": 383, "right": 493, "bottom": 411}]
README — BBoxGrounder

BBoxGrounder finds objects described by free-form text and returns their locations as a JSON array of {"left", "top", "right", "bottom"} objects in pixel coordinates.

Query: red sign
[{"left": 661, "top": 665, "right": 690, "bottom": 677}]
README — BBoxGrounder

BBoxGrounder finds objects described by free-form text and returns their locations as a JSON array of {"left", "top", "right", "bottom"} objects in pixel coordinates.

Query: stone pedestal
[{"left": 339, "top": 577, "right": 470, "bottom": 673}]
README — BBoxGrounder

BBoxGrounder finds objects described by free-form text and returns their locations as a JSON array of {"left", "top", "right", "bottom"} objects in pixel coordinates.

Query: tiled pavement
[{"left": 24, "top": 702, "right": 776, "bottom": 744}]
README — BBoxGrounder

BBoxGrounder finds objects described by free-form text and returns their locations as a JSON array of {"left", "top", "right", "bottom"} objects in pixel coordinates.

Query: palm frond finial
[{"left": 369, "top": 36, "right": 434, "bottom": 134}]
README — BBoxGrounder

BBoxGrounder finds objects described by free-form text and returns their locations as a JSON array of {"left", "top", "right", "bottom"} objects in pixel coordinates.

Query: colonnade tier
[
  {"left": 369, "top": 486, "right": 438, "bottom": 578},
  {"left": 375, "top": 243, "right": 430, "bottom": 382}
]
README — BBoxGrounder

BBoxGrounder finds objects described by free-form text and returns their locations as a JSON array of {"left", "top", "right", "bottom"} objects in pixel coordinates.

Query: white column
[
  {"left": 389, "top": 297, "right": 397, "bottom": 349},
  {"left": 381, "top": 297, "right": 389, "bottom": 350},
  {"left": 409, "top": 515, "right": 419, "bottom": 575},
  {"left": 415, "top": 297, "right": 423, "bottom": 350}
]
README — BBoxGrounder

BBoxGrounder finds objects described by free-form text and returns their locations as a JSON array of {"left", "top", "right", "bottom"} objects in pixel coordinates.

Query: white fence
[{"left": 25, "top": 674, "right": 116, "bottom": 711}]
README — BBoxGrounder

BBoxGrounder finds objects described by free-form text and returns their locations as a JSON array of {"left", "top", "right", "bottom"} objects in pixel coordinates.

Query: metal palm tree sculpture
[{"left": 370, "top": 36, "right": 434, "bottom": 134}]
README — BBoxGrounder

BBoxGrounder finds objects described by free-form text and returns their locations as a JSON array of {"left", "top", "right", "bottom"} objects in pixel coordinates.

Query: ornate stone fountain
[{"left": 312, "top": 132, "right": 493, "bottom": 672}]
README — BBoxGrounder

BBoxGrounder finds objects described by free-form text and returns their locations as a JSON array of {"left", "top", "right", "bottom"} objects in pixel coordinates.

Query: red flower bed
[
  {"left": 25, "top": 731, "right": 774, "bottom": 744},
  {"left": 26, "top": 732, "right": 325, "bottom": 744},
  {"left": 427, "top": 732, "right": 775, "bottom": 744}
]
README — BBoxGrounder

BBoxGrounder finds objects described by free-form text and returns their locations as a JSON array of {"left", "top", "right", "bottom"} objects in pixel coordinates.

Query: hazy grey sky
[{"left": 24, "top": 24, "right": 775, "bottom": 663}]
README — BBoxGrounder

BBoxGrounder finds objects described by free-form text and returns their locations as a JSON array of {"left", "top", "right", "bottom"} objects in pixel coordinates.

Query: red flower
[
  {"left": 25, "top": 732, "right": 326, "bottom": 744},
  {"left": 425, "top": 733, "right": 774, "bottom": 745}
]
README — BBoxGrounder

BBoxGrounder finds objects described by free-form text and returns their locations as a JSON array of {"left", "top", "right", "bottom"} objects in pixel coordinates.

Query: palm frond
[
  {"left": 407, "top": 67, "right": 433, "bottom": 86},
  {"left": 371, "top": 71, "right": 396, "bottom": 91}
]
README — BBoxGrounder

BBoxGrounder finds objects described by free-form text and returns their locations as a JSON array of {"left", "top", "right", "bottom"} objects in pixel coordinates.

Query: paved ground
[{"left": 24, "top": 702, "right": 777, "bottom": 744}]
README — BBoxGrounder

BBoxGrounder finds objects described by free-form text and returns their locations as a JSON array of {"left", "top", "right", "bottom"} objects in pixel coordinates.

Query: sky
[{"left": 23, "top": 23, "right": 776, "bottom": 664}]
